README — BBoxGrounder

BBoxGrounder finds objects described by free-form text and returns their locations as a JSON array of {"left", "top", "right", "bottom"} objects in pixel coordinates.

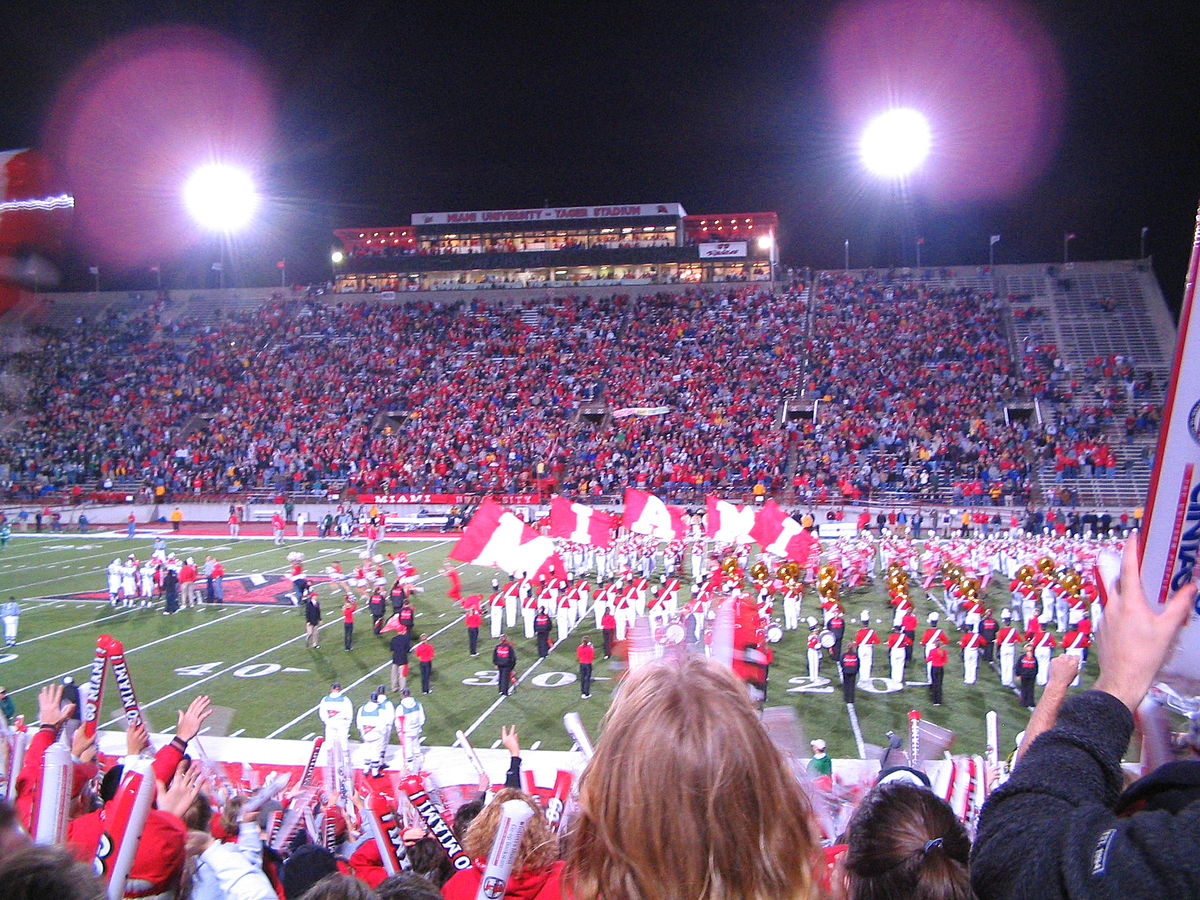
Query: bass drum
[
  {"left": 765, "top": 623, "right": 784, "bottom": 643},
  {"left": 819, "top": 630, "right": 837, "bottom": 649},
  {"left": 664, "top": 622, "right": 686, "bottom": 644}
]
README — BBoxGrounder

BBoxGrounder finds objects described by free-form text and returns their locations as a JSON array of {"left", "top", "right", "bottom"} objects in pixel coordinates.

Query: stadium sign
[
  {"left": 698, "top": 241, "right": 748, "bottom": 258},
  {"left": 356, "top": 493, "right": 539, "bottom": 505},
  {"left": 1145, "top": 201, "right": 1200, "bottom": 700},
  {"left": 411, "top": 203, "right": 685, "bottom": 225}
]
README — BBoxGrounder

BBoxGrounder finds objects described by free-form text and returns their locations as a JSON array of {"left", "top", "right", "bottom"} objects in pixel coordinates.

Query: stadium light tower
[
  {"left": 182, "top": 164, "right": 259, "bottom": 233},
  {"left": 859, "top": 108, "right": 931, "bottom": 179}
]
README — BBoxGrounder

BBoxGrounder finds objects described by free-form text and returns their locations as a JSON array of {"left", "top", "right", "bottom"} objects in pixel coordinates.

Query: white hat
[
  {"left": 186, "top": 557, "right": 194, "bottom": 565},
  {"left": 806, "top": 617, "right": 818, "bottom": 628},
  {"left": 811, "top": 739, "right": 826, "bottom": 751},
  {"left": 861, "top": 610, "right": 870, "bottom": 623},
  {"left": 928, "top": 612, "right": 939, "bottom": 623},
  {"left": 1002, "top": 608, "right": 1012, "bottom": 619}
]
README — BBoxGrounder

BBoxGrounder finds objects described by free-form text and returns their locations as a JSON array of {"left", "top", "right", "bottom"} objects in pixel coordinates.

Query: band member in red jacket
[
  {"left": 960, "top": 630, "right": 987, "bottom": 685},
  {"left": 1030, "top": 629, "right": 1057, "bottom": 686},
  {"left": 995, "top": 610, "right": 1023, "bottom": 686},
  {"left": 887, "top": 627, "right": 912, "bottom": 684},
  {"left": 853, "top": 611, "right": 881, "bottom": 681},
  {"left": 920, "top": 612, "right": 949, "bottom": 672},
  {"left": 1062, "top": 622, "right": 1091, "bottom": 687}
]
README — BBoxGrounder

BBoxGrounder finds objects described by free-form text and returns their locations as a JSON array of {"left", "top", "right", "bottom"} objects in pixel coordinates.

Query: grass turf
[{"left": 0, "top": 534, "right": 1098, "bottom": 758}]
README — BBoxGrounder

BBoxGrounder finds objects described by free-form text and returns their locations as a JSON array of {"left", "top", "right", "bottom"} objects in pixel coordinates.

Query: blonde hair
[
  {"left": 462, "top": 788, "right": 560, "bottom": 873},
  {"left": 566, "top": 656, "right": 819, "bottom": 900}
]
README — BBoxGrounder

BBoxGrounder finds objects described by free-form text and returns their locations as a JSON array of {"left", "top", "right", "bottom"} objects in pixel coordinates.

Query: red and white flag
[
  {"left": 449, "top": 499, "right": 564, "bottom": 579},
  {"left": 548, "top": 496, "right": 616, "bottom": 547},
  {"left": 705, "top": 495, "right": 756, "bottom": 544},
  {"left": 750, "top": 500, "right": 820, "bottom": 565},
  {"left": 623, "top": 489, "right": 687, "bottom": 541}
]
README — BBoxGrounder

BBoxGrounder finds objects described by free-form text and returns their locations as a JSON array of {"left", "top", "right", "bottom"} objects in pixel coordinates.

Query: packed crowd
[
  {"left": 0, "top": 278, "right": 1151, "bottom": 505},
  {"left": 1, "top": 537, "right": 1196, "bottom": 899},
  {"left": 792, "top": 273, "right": 1036, "bottom": 506}
]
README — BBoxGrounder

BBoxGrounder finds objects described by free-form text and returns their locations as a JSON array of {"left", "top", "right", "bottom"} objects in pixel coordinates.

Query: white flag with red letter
[
  {"left": 449, "top": 499, "right": 564, "bottom": 578},
  {"left": 705, "top": 495, "right": 756, "bottom": 544},
  {"left": 623, "top": 489, "right": 687, "bottom": 541},
  {"left": 548, "top": 496, "right": 616, "bottom": 547},
  {"left": 750, "top": 500, "right": 820, "bottom": 564}
]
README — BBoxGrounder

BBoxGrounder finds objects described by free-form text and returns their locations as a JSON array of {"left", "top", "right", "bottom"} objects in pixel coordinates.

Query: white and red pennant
[{"left": 1144, "top": 201, "right": 1200, "bottom": 700}]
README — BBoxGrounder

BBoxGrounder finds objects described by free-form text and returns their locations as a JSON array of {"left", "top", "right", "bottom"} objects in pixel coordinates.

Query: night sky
[{"left": 2, "top": 0, "right": 1198, "bottom": 313}]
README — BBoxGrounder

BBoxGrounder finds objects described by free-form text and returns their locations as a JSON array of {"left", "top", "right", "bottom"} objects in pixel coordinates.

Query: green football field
[{"left": 0, "top": 534, "right": 1097, "bottom": 759}]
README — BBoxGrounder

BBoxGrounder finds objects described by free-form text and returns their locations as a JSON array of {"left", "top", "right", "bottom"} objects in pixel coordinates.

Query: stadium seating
[{"left": 0, "top": 261, "right": 1176, "bottom": 510}]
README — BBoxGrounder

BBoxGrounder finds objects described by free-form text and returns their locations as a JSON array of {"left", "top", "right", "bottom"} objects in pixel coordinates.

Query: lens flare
[
  {"left": 183, "top": 165, "right": 258, "bottom": 232},
  {"left": 860, "top": 109, "right": 931, "bottom": 178}
]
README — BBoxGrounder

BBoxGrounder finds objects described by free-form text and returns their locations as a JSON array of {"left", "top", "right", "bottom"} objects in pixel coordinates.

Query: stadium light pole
[
  {"left": 756, "top": 234, "right": 776, "bottom": 281},
  {"left": 859, "top": 108, "right": 931, "bottom": 267},
  {"left": 183, "top": 164, "right": 259, "bottom": 290},
  {"left": 331, "top": 250, "right": 344, "bottom": 288},
  {"left": 844, "top": 239, "right": 850, "bottom": 271}
]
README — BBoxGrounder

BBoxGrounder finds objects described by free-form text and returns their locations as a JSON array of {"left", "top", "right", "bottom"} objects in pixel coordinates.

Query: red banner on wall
[{"left": 354, "top": 493, "right": 539, "bottom": 506}]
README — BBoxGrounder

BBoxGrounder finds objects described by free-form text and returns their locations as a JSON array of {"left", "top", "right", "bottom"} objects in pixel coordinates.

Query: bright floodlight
[
  {"left": 331, "top": 250, "right": 345, "bottom": 264},
  {"left": 183, "top": 164, "right": 258, "bottom": 232},
  {"left": 756, "top": 234, "right": 774, "bottom": 250},
  {"left": 860, "top": 108, "right": 931, "bottom": 178}
]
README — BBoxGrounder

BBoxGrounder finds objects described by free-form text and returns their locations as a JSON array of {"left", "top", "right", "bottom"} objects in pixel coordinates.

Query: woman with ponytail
[{"left": 840, "top": 781, "right": 974, "bottom": 900}]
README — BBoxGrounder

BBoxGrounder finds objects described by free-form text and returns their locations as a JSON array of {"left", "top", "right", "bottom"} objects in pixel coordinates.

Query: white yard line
[
  {"left": 5, "top": 534, "right": 450, "bottom": 598},
  {"left": 846, "top": 703, "right": 867, "bottom": 758},
  {"left": 8, "top": 607, "right": 255, "bottom": 697},
  {"left": 9, "top": 605, "right": 142, "bottom": 647},
  {"left": 8, "top": 541, "right": 298, "bottom": 595},
  {"left": 263, "top": 560, "right": 462, "bottom": 739},
  {"left": 125, "top": 546, "right": 460, "bottom": 734},
  {"left": 462, "top": 607, "right": 590, "bottom": 740},
  {"left": 96, "top": 625, "right": 328, "bottom": 728}
]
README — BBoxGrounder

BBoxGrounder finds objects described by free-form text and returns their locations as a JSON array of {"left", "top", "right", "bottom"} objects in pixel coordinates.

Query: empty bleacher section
[
  {"left": 994, "top": 260, "right": 1175, "bottom": 508},
  {"left": 0, "top": 261, "right": 1177, "bottom": 512}
]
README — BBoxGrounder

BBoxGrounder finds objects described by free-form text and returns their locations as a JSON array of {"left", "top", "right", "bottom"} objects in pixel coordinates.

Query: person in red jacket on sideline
[
  {"left": 413, "top": 634, "right": 435, "bottom": 694},
  {"left": 928, "top": 643, "right": 949, "bottom": 705},
  {"left": 577, "top": 638, "right": 596, "bottom": 698},
  {"left": 178, "top": 557, "right": 198, "bottom": 609},
  {"left": 342, "top": 594, "right": 357, "bottom": 651},
  {"left": 464, "top": 601, "right": 482, "bottom": 656}
]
